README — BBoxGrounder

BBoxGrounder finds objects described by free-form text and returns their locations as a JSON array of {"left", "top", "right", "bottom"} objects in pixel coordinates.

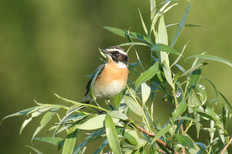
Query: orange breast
[{"left": 93, "top": 61, "right": 129, "bottom": 99}]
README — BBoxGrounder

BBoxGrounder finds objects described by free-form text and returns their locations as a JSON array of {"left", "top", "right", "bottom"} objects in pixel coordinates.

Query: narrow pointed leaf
[
  {"left": 55, "top": 93, "right": 79, "bottom": 105},
  {"left": 138, "top": 9, "right": 148, "bottom": 35},
  {"left": 170, "top": 0, "right": 193, "bottom": 47},
  {"left": 197, "top": 84, "right": 207, "bottom": 105},
  {"left": 175, "top": 134, "right": 195, "bottom": 149},
  {"left": 175, "top": 116, "right": 202, "bottom": 125},
  {"left": 62, "top": 126, "right": 78, "bottom": 154},
  {"left": 31, "top": 107, "right": 60, "bottom": 142},
  {"left": 180, "top": 63, "right": 206, "bottom": 77},
  {"left": 118, "top": 42, "right": 151, "bottom": 47},
  {"left": 186, "top": 54, "right": 232, "bottom": 67},
  {"left": 105, "top": 114, "right": 122, "bottom": 154},
  {"left": 218, "top": 91, "right": 232, "bottom": 110},
  {"left": 141, "top": 83, "right": 151, "bottom": 104},
  {"left": 124, "top": 95, "right": 143, "bottom": 117},
  {"left": 151, "top": 125, "right": 172, "bottom": 144},
  {"left": 150, "top": 0, "right": 156, "bottom": 19},
  {"left": 104, "top": 26, "right": 150, "bottom": 44},
  {"left": 135, "top": 62, "right": 159, "bottom": 90},
  {"left": 171, "top": 42, "right": 189, "bottom": 67},
  {"left": 25, "top": 145, "right": 43, "bottom": 154},
  {"left": 151, "top": 43, "right": 180, "bottom": 55},
  {"left": 1, "top": 106, "right": 37, "bottom": 123},
  {"left": 157, "top": 14, "right": 168, "bottom": 45},
  {"left": 124, "top": 131, "right": 138, "bottom": 145},
  {"left": 193, "top": 106, "right": 220, "bottom": 122},
  {"left": 34, "top": 137, "right": 64, "bottom": 146},
  {"left": 163, "top": 60, "right": 174, "bottom": 89},
  {"left": 76, "top": 114, "right": 117, "bottom": 130},
  {"left": 114, "top": 91, "right": 123, "bottom": 110},
  {"left": 94, "top": 139, "right": 109, "bottom": 154},
  {"left": 20, "top": 117, "right": 32, "bottom": 135},
  {"left": 172, "top": 99, "right": 187, "bottom": 121},
  {"left": 108, "top": 111, "right": 128, "bottom": 120}
]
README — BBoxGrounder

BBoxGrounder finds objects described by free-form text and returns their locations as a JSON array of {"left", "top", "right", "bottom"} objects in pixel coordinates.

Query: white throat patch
[{"left": 116, "top": 61, "right": 127, "bottom": 68}]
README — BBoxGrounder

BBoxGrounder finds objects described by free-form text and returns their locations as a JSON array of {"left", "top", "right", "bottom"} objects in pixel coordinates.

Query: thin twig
[
  {"left": 220, "top": 137, "right": 232, "bottom": 154},
  {"left": 180, "top": 125, "right": 185, "bottom": 154},
  {"left": 130, "top": 122, "right": 178, "bottom": 154},
  {"left": 175, "top": 103, "right": 186, "bottom": 154}
]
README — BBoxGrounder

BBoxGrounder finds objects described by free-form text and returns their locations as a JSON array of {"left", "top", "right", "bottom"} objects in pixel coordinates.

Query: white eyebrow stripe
[{"left": 107, "top": 48, "right": 127, "bottom": 55}]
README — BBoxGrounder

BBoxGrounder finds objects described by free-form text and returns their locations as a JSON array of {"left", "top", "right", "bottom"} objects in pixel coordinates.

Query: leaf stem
[
  {"left": 220, "top": 137, "right": 232, "bottom": 154},
  {"left": 128, "top": 118, "right": 178, "bottom": 154}
]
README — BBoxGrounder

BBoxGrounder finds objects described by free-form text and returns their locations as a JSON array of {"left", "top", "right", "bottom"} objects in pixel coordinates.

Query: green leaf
[
  {"left": 193, "top": 106, "right": 220, "bottom": 122},
  {"left": 197, "top": 84, "right": 207, "bottom": 105},
  {"left": 186, "top": 54, "right": 232, "bottom": 67},
  {"left": 151, "top": 125, "right": 172, "bottom": 144},
  {"left": 138, "top": 9, "right": 148, "bottom": 35},
  {"left": 114, "top": 91, "right": 123, "bottom": 110},
  {"left": 150, "top": 0, "right": 156, "bottom": 19},
  {"left": 171, "top": 42, "right": 189, "bottom": 68},
  {"left": 167, "top": 23, "right": 215, "bottom": 30},
  {"left": 94, "top": 139, "right": 109, "bottom": 154},
  {"left": 175, "top": 116, "right": 202, "bottom": 125},
  {"left": 218, "top": 91, "right": 232, "bottom": 110},
  {"left": 104, "top": 26, "right": 150, "bottom": 44},
  {"left": 108, "top": 111, "right": 128, "bottom": 120},
  {"left": 55, "top": 93, "right": 79, "bottom": 105},
  {"left": 157, "top": 13, "right": 168, "bottom": 45},
  {"left": 151, "top": 1, "right": 170, "bottom": 34},
  {"left": 76, "top": 114, "right": 118, "bottom": 130},
  {"left": 188, "top": 89, "right": 201, "bottom": 113},
  {"left": 62, "top": 126, "right": 78, "bottom": 154},
  {"left": 34, "top": 137, "right": 64, "bottom": 146},
  {"left": 124, "top": 132, "right": 139, "bottom": 146},
  {"left": 170, "top": 0, "right": 193, "bottom": 47},
  {"left": 19, "top": 106, "right": 53, "bottom": 135},
  {"left": 104, "top": 26, "right": 127, "bottom": 37},
  {"left": 31, "top": 107, "right": 60, "bottom": 142},
  {"left": 105, "top": 114, "right": 122, "bottom": 154},
  {"left": 1, "top": 106, "right": 37, "bottom": 123},
  {"left": 135, "top": 62, "right": 159, "bottom": 90},
  {"left": 202, "top": 77, "right": 218, "bottom": 99},
  {"left": 124, "top": 95, "right": 143, "bottom": 117},
  {"left": 188, "top": 67, "right": 202, "bottom": 89},
  {"left": 172, "top": 99, "right": 187, "bottom": 121},
  {"left": 141, "top": 83, "right": 151, "bottom": 104},
  {"left": 175, "top": 134, "right": 195, "bottom": 149},
  {"left": 151, "top": 43, "right": 180, "bottom": 55},
  {"left": 25, "top": 145, "right": 43, "bottom": 154},
  {"left": 53, "top": 106, "right": 84, "bottom": 139},
  {"left": 163, "top": 60, "right": 174, "bottom": 89},
  {"left": 180, "top": 63, "right": 206, "bottom": 77},
  {"left": 118, "top": 42, "right": 151, "bottom": 47}
]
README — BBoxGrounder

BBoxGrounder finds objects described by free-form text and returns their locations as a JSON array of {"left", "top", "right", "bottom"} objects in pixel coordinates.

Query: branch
[
  {"left": 220, "top": 137, "right": 232, "bottom": 154},
  {"left": 128, "top": 119, "right": 178, "bottom": 154},
  {"left": 175, "top": 103, "right": 186, "bottom": 154}
]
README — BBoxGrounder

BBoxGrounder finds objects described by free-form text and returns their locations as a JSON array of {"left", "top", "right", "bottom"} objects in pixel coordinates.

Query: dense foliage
[{"left": 2, "top": 0, "right": 232, "bottom": 153}]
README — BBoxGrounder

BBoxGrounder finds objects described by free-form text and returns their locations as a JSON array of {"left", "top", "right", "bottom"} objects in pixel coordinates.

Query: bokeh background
[{"left": 1, "top": 0, "right": 232, "bottom": 153}]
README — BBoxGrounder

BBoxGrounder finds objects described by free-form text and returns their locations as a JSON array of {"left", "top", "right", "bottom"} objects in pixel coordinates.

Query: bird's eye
[{"left": 114, "top": 51, "right": 119, "bottom": 55}]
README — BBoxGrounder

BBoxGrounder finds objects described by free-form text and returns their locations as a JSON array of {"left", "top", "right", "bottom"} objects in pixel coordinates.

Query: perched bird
[{"left": 81, "top": 46, "right": 129, "bottom": 108}]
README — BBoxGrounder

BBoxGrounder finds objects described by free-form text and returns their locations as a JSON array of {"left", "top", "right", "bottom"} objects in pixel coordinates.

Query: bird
[{"left": 80, "top": 46, "right": 129, "bottom": 109}]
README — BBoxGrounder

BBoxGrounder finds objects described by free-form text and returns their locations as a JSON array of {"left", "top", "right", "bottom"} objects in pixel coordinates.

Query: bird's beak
[{"left": 100, "top": 49, "right": 110, "bottom": 56}]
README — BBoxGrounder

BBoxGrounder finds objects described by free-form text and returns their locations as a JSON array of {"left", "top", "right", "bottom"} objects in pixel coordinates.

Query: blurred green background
[{"left": 1, "top": 0, "right": 232, "bottom": 153}]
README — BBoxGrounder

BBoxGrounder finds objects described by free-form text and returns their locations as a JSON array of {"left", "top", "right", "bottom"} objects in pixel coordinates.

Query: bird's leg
[{"left": 106, "top": 99, "right": 114, "bottom": 111}]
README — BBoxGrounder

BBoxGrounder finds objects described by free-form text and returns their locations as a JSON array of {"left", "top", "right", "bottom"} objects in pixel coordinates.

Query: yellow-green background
[{"left": 1, "top": 0, "right": 232, "bottom": 153}]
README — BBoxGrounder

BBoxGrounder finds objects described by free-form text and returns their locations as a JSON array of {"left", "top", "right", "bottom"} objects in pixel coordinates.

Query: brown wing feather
[{"left": 84, "top": 64, "right": 105, "bottom": 96}]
